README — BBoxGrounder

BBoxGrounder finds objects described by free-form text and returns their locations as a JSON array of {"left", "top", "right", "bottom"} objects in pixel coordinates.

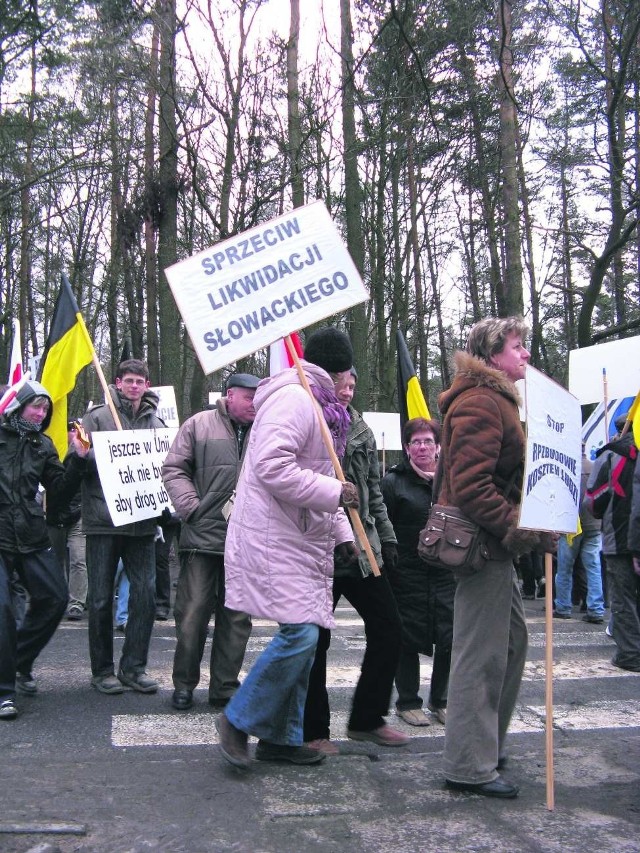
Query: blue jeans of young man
[
  {"left": 554, "top": 531, "right": 605, "bottom": 617},
  {"left": 0, "top": 548, "right": 68, "bottom": 701},
  {"left": 86, "top": 534, "right": 156, "bottom": 678},
  {"left": 225, "top": 623, "right": 319, "bottom": 745}
]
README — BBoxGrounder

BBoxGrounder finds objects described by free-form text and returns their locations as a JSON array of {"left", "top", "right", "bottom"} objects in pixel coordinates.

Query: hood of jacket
[
  {"left": 438, "top": 351, "right": 521, "bottom": 415},
  {"left": 3, "top": 380, "right": 54, "bottom": 430}
]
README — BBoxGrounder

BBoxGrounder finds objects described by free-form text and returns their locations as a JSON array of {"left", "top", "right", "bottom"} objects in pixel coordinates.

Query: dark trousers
[
  {"left": 395, "top": 644, "right": 451, "bottom": 711},
  {"left": 86, "top": 534, "right": 156, "bottom": 678},
  {"left": 172, "top": 551, "right": 252, "bottom": 700},
  {"left": 0, "top": 548, "right": 68, "bottom": 700},
  {"left": 155, "top": 525, "right": 178, "bottom": 611},
  {"left": 303, "top": 572, "right": 402, "bottom": 740},
  {"left": 606, "top": 554, "right": 640, "bottom": 668}
]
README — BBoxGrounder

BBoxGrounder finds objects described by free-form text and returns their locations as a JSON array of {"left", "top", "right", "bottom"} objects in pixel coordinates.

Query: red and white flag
[
  {"left": 269, "top": 332, "right": 303, "bottom": 375},
  {"left": 8, "top": 319, "right": 23, "bottom": 385}
]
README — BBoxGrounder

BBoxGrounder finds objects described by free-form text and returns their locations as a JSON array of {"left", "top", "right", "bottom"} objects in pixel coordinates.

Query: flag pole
[
  {"left": 284, "top": 334, "right": 380, "bottom": 577},
  {"left": 76, "top": 313, "right": 123, "bottom": 431},
  {"left": 602, "top": 368, "right": 609, "bottom": 441}
]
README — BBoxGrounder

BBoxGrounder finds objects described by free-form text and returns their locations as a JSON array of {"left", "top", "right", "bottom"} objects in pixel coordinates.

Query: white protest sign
[
  {"left": 569, "top": 336, "right": 640, "bottom": 404},
  {"left": 164, "top": 200, "right": 370, "bottom": 374},
  {"left": 151, "top": 385, "right": 180, "bottom": 428},
  {"left": 362, "top": 412, "right": 403, "bottom": 451},
  {"left": 519, "top": 366, "right": 582, "bottom": 534},
  {"left": 92, "top": 429, "right": 178, "bottom": 527}
]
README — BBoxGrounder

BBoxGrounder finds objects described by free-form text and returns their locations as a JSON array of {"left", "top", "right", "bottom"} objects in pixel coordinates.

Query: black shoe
[
  {"left": 155, "top": 608, "right": 170, "bottom": 621},
  {"left": 208, "top": 696, "right": 230, "bottom": 710},
  {"left": 255, "top": 741, "right": 326, "bottom": 765},
  {"left": 582, "top": 613, "right": 604, "bottom": 624},
  {"left": 611, "top": 657, "right": 640, "bottom": 672},
  {"left": 552, "top": 610, "right": 572, "bottom": 620},
  {"left": 117, "top": 669, "right": 158, "bottom": 693},
  {"left": 446, "top": 775, "right": 519, "bottom": 799},
  {"left": 172, "top": 688, "right": 193, "bottom": 710}
]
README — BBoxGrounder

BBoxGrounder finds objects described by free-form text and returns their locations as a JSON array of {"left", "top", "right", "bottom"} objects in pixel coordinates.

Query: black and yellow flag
[
  {"left": 396, "top": 330, "right": 430, "bottom": 437},
  {"left": 38, "top": 274, "right": 94, "bottom": 458}
]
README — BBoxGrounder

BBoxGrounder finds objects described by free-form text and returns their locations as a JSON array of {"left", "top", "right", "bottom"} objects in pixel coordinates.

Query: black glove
[
  {"left": 381, "top": 542, "right": 398, "bottom": 572},
  {"left": 159, "top": 506, "right": 173, "bottom": 526},
  {"left": 334, "top": 541, "right": 360, "bottom": 567}
]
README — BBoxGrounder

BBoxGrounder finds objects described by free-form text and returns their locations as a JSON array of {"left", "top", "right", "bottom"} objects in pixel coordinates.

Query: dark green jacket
[
  {"left": 81, "top": 385, "right": 165, "bottom": 536},
  {"left": 339, "top": 406, "right": 396, "bottom": 579}
]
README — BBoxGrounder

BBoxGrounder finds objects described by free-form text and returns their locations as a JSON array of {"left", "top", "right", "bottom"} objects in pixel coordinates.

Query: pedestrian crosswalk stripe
[{"left": 111, "top": 699, "right": 640, "bottom": 748}]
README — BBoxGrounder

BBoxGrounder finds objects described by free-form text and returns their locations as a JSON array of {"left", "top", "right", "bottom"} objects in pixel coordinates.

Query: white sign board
[
  {"left": 151, "top": 386, "right": 180, "bottom": 428},
  {"left": 519, "top": 366, "right": 582, "bottom": 534},
  {"left": 569, "top": 337, "right": 640, "bottom": 404},
  {"left": 362, "top": 412, "right": 403, "bottom": 451},
  {"left": 164, "top": 200, "right": 369, "bottom": 374},
  {"left": 92, "top": 429, "right": 178, "bottom": 527}
]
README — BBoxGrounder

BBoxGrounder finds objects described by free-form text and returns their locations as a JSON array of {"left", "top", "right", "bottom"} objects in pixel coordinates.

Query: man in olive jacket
[
  {"left": 81, "top": 359, "right": 165, "bottom": 696},
  {"left": 162, "top": 373, "right": 258, "bottom": 711}
]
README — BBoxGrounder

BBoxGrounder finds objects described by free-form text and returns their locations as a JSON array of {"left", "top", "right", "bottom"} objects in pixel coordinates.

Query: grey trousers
[
  {"left": 172, "top": 550, "right": 252, "bottom": 700},
  {"left": 443, "top": 559, "right": 527, "bottom": 785}
]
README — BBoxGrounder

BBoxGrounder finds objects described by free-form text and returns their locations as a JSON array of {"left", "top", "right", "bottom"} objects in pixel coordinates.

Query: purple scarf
[{"left": 311, "top": 384, "right": 350, "bottom": 459}]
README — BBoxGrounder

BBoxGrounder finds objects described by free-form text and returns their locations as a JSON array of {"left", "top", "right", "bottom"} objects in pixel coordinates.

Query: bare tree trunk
[
  {"left": 287, "top": 0, "right": 304, "bottom": 208},
  {"left": 340, "top": 0, "right": 368, "bottom": 405},
  {"left": 145, "top": 24, "right": 160, "bottom": 378},
  {"left": 156, "top": 0, "right": 181, "bottom": 393},
  {"left": 496, "top": 0, "right": 523, "bottom": 316}
]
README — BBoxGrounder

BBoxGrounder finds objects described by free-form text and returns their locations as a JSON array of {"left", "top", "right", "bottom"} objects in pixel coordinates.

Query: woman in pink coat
[{"left": 217, "top": 327, "right": 359, "bottom": 769}]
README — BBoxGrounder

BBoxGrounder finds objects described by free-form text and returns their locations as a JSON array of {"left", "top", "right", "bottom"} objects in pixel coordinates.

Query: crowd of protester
[{"left": 2, "top": 321, "right": 638, "bottom": 801}]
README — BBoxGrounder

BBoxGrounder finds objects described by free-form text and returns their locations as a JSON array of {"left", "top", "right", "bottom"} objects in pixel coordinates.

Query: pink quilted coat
[{"left": 224, "top": 362, "right": 353, "bottom": 629}]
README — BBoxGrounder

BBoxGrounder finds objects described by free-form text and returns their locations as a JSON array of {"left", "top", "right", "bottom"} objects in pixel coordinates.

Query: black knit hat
[{"left": 303, "top": 327, "right": 353, "bottom": 374}]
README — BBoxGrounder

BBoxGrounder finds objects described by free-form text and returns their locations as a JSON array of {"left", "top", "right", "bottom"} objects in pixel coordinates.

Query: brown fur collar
[{"left": 438, "top": 350, "right": 522, "bottom": 413}]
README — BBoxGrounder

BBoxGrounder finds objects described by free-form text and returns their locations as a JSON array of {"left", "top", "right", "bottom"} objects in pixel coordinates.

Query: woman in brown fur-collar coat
[{"left": 439, "top": 317, "right": 553, "bottom": 800}]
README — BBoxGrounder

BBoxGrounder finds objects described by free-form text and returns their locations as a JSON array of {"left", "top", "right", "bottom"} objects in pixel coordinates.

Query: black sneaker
[
  {"left": 552, "top": 610, "right": 572, "bottom": 620},
  {"left": 582, "top": 613, "right": 604, "bottom": 624},
  {"left": 255, "top": 741, "right": 326, "bottom": 765},
  {"left": 16, "top": 673, "right": 37, "bottom": 695},
  {"left": 0, "top": 699, "right": 17, "bottom": 720}
]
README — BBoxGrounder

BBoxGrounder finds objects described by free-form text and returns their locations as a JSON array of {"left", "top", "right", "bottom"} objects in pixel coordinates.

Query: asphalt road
[{"left": 1, "top": 590, "right": 639, "bottom": 853}]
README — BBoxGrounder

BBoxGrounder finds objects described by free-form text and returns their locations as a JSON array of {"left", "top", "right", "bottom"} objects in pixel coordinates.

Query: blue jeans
[
  {"left": 86, "top": 534, "right": 156, "bottom": 677},
  {"left": 114, "top": 560, "right": 129, "bottom": 626},
  {"left": 0, "top": 548, "right": 68, "bottom": 701},
  {"left": 225, "top": 623, "right": 319, "bottom": 745},
  {"left": 554, "top": 531, "right": 604, "bottom": 616}
]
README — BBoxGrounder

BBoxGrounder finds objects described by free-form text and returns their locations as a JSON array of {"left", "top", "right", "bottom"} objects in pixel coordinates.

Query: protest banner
[
  {"left": 91, "top": 428, "right": 177, "bottom": 526},
  {"left": 519, "top": 365, "right": 582, "bottom": 534},
  {"left": 164, "top": 200, "right": 370, "bottom": 374},
  {"left": 151, "top": 385, "right": 180, "bottom": 428}
]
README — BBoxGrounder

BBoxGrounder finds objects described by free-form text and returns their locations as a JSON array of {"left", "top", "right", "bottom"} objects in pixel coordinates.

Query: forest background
[{"left": 1, "top": 0, "right": 639, "bottom": 420}]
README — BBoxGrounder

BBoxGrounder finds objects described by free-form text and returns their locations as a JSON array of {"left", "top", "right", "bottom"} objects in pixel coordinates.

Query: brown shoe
[
  {"left": 306, "top": 738, "right": 340, "bottom": 755},
  {"left": 347, "top": 724, "right": 410, "bottom": 746},
  {"left": 215, "top": 713, "right": 250, "bottom": 769}
]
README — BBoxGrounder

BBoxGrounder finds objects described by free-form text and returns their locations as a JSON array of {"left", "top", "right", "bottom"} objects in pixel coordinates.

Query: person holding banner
[
  {"left": 303, "top": 366, "right": 408, "bottom": 752},
  {"left": 162, "top": 372, "right": 259, "bottom": 712},
  {"left": 81, "top": 359, "right": 165, "bottom": 696},
  {"left": 217, "top": 327, "right": 358, "bottom": 768},
  {"left": 0, "top": 380, "right": 89, "bottom": 721},
  {"left": 439, "top": 317, "right": 555, "bottom": 799}
]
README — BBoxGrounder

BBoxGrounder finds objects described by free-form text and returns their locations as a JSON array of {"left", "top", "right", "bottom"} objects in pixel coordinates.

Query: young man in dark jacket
[
  {"left": 0, "top": 381, "right": 88, "bottom": 720},
  {"left": 81, "top": 359, "right": 165, "bottom": 695}
]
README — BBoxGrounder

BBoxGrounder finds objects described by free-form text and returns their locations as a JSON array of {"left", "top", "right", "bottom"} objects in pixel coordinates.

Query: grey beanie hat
[{"left": 303, "top": 327, "right": 353, "bottom": 374}]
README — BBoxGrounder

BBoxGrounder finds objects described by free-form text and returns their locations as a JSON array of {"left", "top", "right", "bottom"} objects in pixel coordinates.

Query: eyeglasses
[{"left": 409, "top": 439, "right": 435, "bottom": 447}]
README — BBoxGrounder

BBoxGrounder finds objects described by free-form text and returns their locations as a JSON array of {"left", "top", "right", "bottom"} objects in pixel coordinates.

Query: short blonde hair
[{"left": 466, "top": 317, "right": 529, "bottom": 363}]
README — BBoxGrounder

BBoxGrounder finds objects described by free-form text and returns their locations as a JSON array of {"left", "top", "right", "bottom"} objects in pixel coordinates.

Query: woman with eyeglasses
[{"left": 381, "top": 418, "right": 455, "bottom": 728}]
